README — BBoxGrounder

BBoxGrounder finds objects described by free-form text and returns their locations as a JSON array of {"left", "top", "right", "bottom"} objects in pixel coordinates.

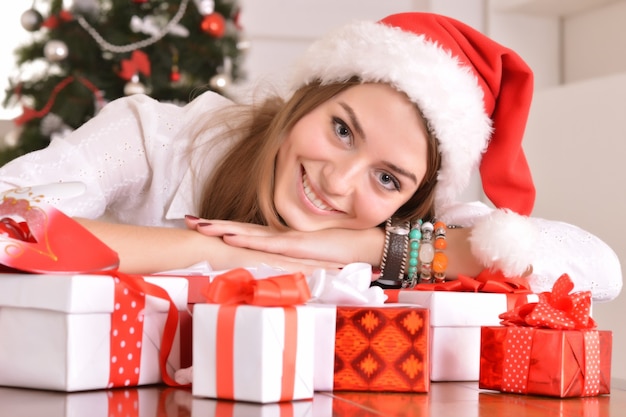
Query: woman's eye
[
  {"left": 333, "top": 117, "right": 352, "bottom": 145},
  {"left": 377, "top": 171, "right": 401, "bottom": 191}
]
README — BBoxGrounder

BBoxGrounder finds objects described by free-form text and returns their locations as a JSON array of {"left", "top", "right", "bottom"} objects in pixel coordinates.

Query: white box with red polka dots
[{"left": 0, "top": 273, "right": 189, "bottom": 391}]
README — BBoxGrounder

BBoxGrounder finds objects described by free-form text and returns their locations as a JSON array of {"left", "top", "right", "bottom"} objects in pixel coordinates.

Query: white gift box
[
  {"left": 398, "top": 290, "right": 536, "bottom": 381},
  {"left": 192, "top": 303, "right": 315, "bottom": 403},
  {"left": 0, "top": 274, "right": 188, "bottom": 391}
]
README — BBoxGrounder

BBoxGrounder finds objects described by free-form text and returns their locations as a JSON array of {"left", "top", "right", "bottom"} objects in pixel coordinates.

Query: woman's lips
[{"left": 301, "top": 169, "right": 337, "bottom": 212}]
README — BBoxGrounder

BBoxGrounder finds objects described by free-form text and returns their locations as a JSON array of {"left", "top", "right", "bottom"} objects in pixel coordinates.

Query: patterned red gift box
[
  {"left": 314, "top": 304, "right": 430, "bottom": 392},
  {"left": 479, "top": 326, "right": 611, "bottom": 397},
  {"left": 479, "top": 274, "right": 612, "bottom": 397}
]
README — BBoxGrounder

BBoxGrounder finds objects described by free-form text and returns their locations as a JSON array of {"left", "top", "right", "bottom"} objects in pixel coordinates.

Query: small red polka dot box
[
  {"left": 478, "top": 274, "right": 612, "bottom": 397},
  {"left": 312, "top": 304, "right": 430, "bottom": 393}
]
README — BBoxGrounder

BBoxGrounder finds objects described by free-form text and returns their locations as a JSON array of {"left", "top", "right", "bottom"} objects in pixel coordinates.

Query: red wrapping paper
[
  {"left": 479, "top": 327, "right": 611, "bottom": 397},
  {"left": 479, "top": 274, "right": 612, "bottom": 397},
  {"left": 332, "top": 306, "right": 430, "bottom": 392}
]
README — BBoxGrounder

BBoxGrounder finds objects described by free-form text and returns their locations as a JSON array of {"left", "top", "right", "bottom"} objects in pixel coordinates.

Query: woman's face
[{"left": 274, "top": 83, "right": 430, "bottom": 232}]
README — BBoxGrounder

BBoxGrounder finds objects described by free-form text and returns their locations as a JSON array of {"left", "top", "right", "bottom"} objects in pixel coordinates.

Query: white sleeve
[
  {"left": 440, "top": 201, "right": 623, "bottom": 302},
  {"left": 0, "top": 94, "right": 176, "bottom": 218}
]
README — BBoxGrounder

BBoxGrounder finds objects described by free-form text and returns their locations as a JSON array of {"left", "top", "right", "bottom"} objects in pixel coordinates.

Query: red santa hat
[
  {"left": 291, "top": 12, "right": 538, "bottom": 277},
  {"left": 291, "top": 12, "right": 535, "bottom": 216}
]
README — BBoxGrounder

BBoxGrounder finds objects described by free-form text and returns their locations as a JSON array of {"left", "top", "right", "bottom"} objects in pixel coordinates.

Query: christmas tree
[{"left": 0, "top": 0, "right": 245, "bottom": 166}]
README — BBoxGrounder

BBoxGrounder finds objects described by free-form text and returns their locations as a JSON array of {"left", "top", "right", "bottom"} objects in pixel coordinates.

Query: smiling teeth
[{"left": 302, "top": 173, "right": 334, "bottom": 211}]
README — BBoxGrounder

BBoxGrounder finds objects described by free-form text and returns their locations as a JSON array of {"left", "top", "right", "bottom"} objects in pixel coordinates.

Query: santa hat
[{"left": 291, "top": 12, "right": 538, "bottom": 277}]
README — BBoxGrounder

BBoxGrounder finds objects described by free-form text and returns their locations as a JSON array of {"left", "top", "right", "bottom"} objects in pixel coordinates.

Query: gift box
[
  {"left": 192, "top": 268, "right": 315, "bottom": 403},
  {"left": 396, "top": 274, "right": 536, "bottom": 381},
  {"left": 313, "top": 304, "right": 430, "bottom": 392},
  {"left": 479, "top": 327, "right": 611, "bottom": 397},
  {"left": 479, "top": 274, "right": 611, "bottom": 397},
  {"left": 0, "top": 273, "right": 188, "bottom": 391}
]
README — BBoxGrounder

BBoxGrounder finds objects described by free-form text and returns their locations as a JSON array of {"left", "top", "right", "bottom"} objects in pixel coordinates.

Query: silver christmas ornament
[
  {"left": 20, "top": 9, "right": 44, "bottom": 32},
  {"left": 124, "top": 74, "right": 147, "bottom": 95},
  {"left": 44, "top": 40, "right": 69, "bottom": 62}
]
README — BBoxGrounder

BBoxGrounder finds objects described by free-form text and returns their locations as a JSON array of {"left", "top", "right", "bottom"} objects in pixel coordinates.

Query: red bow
[
  {"left": 42, "top": 10, "right": 74, "bottom": 29},
  {"left": 202, "top": 268, "right": 311, "bottom": 306},
  {"left": 499, "top": 273, "right": 596, "bottom": 330},
  {"left": 118, "top": 51, "right": 151, "bottom": 80},
  {"left": 416, "top": 268, "right": 531, "bottom": 293}
]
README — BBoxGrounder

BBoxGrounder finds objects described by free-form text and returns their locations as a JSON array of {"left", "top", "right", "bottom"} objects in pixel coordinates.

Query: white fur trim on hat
[
  {"left": 291, "top": 20, "right": 492, "bottom": 209},
  {"left": 469, "top": 209, "right": 539, "bottom": 277}
]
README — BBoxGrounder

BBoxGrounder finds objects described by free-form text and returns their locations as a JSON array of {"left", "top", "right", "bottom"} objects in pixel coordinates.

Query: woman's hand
[
  {"left": 185, "top": 216, "right": 386, "bottom": 267},
  {"left": 75, "top": 218, "right": 344, "bottom": 275}
]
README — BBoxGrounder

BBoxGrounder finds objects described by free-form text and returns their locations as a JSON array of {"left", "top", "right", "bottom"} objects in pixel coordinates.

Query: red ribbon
[
  {"left": 118, "top": 50, "right": 152, "bottom": 80},
  {"left": 14, "top": 76, "right": 105, "bottom": 126},
  {"left": 415, "top": 269, "right": 532, "bottom": 293},
  {"left": 42, "top": 10, "right": 74, "bottom": 29},
  {"left": 203, "top": 268, "right": 311, "bottom": 306},
  {"left": 499, "top": 273, "right": 596, "bottom": 330},
  {"left": 203, "top": 268, "right": 310, "bottom": 401},
  {"left": 103, "top": 272, "right": 182, "bottom": 388}
]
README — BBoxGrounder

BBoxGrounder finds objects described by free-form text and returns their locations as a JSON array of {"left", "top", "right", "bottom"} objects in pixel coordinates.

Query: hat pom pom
[{"left": 468, "top": 209, "right": 538, "bottom": 277}]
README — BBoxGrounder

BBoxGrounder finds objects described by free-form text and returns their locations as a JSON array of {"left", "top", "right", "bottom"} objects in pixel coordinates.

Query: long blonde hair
[{"left": 196, "top": 79, "right": 440, "bottom": 228}]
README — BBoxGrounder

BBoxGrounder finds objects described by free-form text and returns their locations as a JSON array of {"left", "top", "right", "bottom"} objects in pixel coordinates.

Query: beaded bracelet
[
  {"left": 406, "top": 219, "right": 422, "bottom": 287},
  {"left": 418, "top": 221, "right": 434, "bottom": 283},
  {"left": 432, "top": 221, "right": 448, "bottom": 283}
]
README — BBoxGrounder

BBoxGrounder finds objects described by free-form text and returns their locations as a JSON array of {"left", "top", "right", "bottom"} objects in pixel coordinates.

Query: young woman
[{"left": 0, "top": 12, "right": 621, "bottom": 301}]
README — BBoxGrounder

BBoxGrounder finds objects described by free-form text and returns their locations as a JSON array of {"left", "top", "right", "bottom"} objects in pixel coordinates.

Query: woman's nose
[{"left": 321, "top": 158, "right": 363, "bottom": 196}]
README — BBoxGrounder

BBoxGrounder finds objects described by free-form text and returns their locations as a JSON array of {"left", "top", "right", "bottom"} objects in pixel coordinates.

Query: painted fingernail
[
  {"left": 185, "top": 214, "right": 199, "bottom": 220},
  {"left": 197, "top": 222, "right": 212, "bottom": 227}
]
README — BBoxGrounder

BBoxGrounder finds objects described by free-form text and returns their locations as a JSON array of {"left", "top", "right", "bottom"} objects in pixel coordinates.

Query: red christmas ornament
[
  {"left": 170, "top": 68, "right": 181, "bottom": 82},
  {"left": 200, "top": 13, "right": 226, "bottom": 37}
]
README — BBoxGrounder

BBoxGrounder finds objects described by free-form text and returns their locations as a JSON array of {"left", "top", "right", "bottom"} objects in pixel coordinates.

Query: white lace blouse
[
  {"left": 0, "top": 92, "right": 232, "bottom": 228},
  {"left": 0, "top": 93, "right": 622, "bottom": 302}
]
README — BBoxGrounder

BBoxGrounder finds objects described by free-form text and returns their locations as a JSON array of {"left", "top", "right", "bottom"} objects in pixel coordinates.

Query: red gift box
[
  {"left": 314, "top": 304, "right": 430, "bottom": 392},
  {"left": 479, "top": 274, "right": 612, "bottom": 397},
  {"left": 479, "top": 326, "right": 611, "bottom": 397}
]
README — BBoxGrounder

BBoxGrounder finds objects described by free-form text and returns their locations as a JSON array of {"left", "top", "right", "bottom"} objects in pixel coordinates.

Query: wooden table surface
[{"left": 1, "top": 380, "right": 624, "bottom": 416}]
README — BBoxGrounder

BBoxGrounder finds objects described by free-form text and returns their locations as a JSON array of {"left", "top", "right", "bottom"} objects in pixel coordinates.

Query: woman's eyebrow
[
  {"left": 339, "top": 102, "right": 366, "bottom": 139},
  {"left": 383, "top": 161, "right": 418, "bottom": 185}
]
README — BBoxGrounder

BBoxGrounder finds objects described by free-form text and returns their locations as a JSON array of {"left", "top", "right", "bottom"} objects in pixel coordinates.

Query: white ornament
[
  {"left": 209, "top": 73, "right": 231, "bottom": 90},
  {"left": 124, "top": 74, "right": 147, "bottom": 95},
  {"left": 194, "top": 0, "right": 215, "bottom": 15},
  {"left": 44, "top": 40, "right": 69, "bottom": 62},
  {"left": 130, "top": 15, "right": 189, "bottom": 38},
  {"left": 71, "top": 0, "right": 100, "bottom": 18},
  {"left": 2, "top": 128, "right": 22, "bottom": 149}
]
